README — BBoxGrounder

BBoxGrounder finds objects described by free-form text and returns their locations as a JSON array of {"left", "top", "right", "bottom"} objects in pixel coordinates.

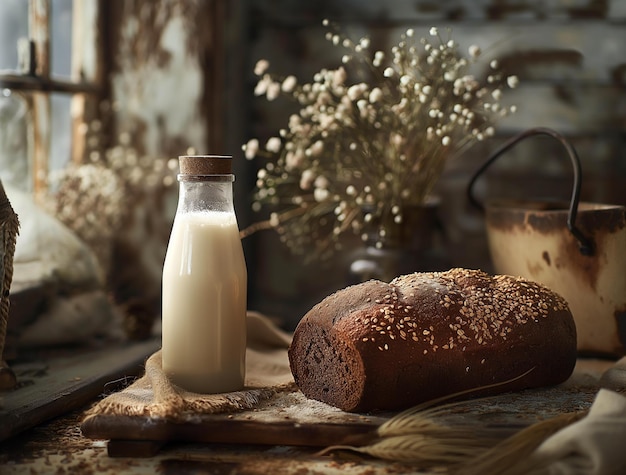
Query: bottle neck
[{"left": 177, "top": 175, "right": 235, "bottom": 214}]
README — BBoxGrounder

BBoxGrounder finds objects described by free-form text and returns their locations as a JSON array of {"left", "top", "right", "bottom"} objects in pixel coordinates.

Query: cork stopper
[{"left": 178, "top": 155, "right": 232, "bottom": 175}]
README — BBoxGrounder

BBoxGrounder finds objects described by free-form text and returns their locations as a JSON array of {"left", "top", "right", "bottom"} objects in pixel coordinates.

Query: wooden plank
[
  {"left": 82, "top": 414, "right": 379, "bottom": 452},
  {"left": 0, "top": 337, "right": 160, "bottom": 442},
  {"left": 0, "top": 361, "right": 17, "bottom": 390}
]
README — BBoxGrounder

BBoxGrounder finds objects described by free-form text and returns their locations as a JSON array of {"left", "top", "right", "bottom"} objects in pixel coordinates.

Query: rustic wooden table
[{"left": 0, "top": 354, "right": 618, "bottom": 475}]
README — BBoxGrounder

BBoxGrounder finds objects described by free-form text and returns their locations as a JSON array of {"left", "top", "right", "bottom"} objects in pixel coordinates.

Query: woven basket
[{"left": 0, "top": 181, "right": 19, "bottom": 389}]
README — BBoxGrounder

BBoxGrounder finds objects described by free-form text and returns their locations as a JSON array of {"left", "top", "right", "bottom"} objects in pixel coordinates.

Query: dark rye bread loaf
[{"left": 288, "top": 268, "right": 577, "bottom": 412}]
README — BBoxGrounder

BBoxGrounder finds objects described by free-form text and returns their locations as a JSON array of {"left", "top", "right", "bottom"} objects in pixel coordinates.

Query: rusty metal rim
[{"left": 467, "top": 127, "right": 595, "bottom": 256}]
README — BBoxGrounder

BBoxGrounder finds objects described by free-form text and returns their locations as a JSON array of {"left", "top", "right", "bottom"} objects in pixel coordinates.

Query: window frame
[{"left": 0, "top": 0, "right": 105, "bottom": 197}]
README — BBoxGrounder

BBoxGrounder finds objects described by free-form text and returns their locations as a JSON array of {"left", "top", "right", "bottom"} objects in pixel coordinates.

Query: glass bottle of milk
[{"left": 162, "top": 155, "right": 247, "bottom": 394}]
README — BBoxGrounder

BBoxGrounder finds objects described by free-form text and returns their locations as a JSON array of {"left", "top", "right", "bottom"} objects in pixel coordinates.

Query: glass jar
[{"left": 161, "top": 155, "right": 247, "bottom": 394}]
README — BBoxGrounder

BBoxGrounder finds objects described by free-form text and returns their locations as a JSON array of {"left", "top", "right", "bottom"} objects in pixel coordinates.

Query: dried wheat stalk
[
  {"left": 319, "top": 368, "right": 586, "bottom": 471},
  {"left": 453, "top": 411, "right": 585, "bottom": 475}
]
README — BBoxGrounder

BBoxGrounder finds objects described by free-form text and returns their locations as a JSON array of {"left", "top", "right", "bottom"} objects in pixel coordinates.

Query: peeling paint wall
[
  {"left": 109, "top": 1, "right": 211, "bottom": 157},
  {"left": 112, "top": 16, "right": 205, "bottom": 157}
]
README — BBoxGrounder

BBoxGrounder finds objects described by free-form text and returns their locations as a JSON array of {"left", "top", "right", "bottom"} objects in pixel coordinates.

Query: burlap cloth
[{"left": 85, "top": 311, "right": 295, "bottom": 421}]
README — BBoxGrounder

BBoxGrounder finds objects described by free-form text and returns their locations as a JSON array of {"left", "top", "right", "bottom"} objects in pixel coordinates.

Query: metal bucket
[{"left": 468, "top": 127, "right": 626, "bottom": 356}]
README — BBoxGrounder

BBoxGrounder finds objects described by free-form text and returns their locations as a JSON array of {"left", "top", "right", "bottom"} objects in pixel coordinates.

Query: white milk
[{"left": 161, "top": 210, "right": 247, "bottom": 394}]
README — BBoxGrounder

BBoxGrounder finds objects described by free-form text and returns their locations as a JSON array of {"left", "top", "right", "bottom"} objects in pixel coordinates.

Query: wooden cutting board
[
  {"left": 81, "top": 390, "right": 388, "bottom": 456},
  {"left": 81, "top": 372, "right": 603, "bottom": 458}
]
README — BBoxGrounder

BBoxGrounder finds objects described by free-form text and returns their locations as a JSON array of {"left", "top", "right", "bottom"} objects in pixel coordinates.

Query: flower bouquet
[{"left": 243, "top": 21, "right": 518, "bottom": 261}]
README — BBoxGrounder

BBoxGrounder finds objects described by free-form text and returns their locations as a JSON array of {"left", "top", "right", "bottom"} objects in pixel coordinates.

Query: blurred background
[{"left": 0, "top": 0, "right": 624, "bottom": 351}]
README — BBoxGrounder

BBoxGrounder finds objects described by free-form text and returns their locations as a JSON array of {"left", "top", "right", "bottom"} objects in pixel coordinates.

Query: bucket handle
[{"left": 466, "top": 127, "right": 594, "bottom": 256}]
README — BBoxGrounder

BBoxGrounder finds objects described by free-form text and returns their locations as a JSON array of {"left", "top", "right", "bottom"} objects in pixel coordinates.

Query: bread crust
[{"left": 288, "top": 268, "right": 577, "bottom": 412}]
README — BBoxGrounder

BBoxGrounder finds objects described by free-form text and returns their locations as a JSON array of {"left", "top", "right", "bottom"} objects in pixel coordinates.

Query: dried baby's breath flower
[
  {"left": 243, "top": 22, "right": 518, "bottom": 261},
  {"left": 44, "top": 113, "right": 177, "bottom": 273}
]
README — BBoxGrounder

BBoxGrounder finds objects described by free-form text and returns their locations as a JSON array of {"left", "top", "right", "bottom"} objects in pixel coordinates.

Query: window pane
[
  {"left": 0, "top": 0, "right": 29, "bottom": 72},
  {"left": 50, "top": 93, "right": 72, "bottom": 173},
  {"left": 0, "top": 89, "right": 30, "bottom": 191},
  {"left": 51, "top": 0, "right": 73, "bottom": 79}
]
